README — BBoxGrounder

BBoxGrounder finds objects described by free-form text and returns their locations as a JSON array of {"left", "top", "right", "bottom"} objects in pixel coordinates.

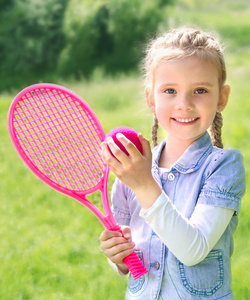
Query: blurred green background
[{"left": 0, "top": 0, "right": 250, "bottom": 299}]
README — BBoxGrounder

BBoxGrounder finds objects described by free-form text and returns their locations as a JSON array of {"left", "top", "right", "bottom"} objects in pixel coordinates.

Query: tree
[
  {"left": 0, "top": 0, "right": 69, "bottom": 91},
  {"left": 0, "top": 0, "right": 174, "bottom": 90},
  {"left": 58, "top": 0, "right": 173, "bottom": 78}
]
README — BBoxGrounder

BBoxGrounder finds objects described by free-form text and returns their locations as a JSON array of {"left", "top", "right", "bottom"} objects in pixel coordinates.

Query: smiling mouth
[{"left": 172, "top": 117, "right": 199, "bottom": 124}]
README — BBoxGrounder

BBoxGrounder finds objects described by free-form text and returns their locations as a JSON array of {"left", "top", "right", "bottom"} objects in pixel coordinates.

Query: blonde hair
[{"left": 143, "top": 27, "right": 226, "bottom": 148}]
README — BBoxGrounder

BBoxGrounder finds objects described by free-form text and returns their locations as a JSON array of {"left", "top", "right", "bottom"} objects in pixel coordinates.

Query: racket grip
[{"left": 109, "top": 225, "right": 148, "bottom": 280}]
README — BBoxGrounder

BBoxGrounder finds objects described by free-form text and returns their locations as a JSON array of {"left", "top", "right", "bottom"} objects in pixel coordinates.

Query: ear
[
  {"left": 217, "top": 84, "right": 230, "bottom": 112},
  {"left": 145, "top": 87, "right": 155, "bottom": 113}
]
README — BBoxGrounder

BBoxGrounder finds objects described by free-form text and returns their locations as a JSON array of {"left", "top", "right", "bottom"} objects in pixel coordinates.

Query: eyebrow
[
  {"left": 193, "top": 82, "right": 214, "bottom": 87},
  {"left": 159, "top": 82, "right": 215, "bottom": 88}
]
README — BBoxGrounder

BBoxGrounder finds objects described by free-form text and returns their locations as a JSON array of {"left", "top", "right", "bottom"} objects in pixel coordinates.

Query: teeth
[{"left": 175, "top": 118, "right": 196, "bottom": 123}]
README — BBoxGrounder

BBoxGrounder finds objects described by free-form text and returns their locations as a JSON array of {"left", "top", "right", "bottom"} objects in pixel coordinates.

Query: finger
[
  {"left": 106, "top": 137, "right": 130, "bottom": 163},
  {"left": 99, "top": 229, "right": 122, "bottom": 242},
  {"left": 110, "top": 247, "right": 135, "bottom": 265},
  {"left": 101, "top": 141, "right": 123, "bottom": 170},
  {"left": 101, "top": 235, "right": 135, "bottom": 260},
  {"left": 100, "top": 229, "right": 134, "bottom": 252},
  {"left": 101, "top": 141, "right": 114, "bottom": 161},
  {"left": 101, "top": 236, "right": 131, "bottom": 252},
  {"left": 105, "top": 239, "right": 135, "bottom": 261},
  {"left": 105, "top": 237, "right": 135, "bottom": 252},
  {"left": 138, "top": 133, "right": 152, "bottom": 158},
  {"left": 116, "top": 133, "right": 141, "bottom": 158}
]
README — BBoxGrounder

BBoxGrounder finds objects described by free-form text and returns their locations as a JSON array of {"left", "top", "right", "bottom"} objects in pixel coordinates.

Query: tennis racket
[{"left": 7, "top": 83, "right": 148, "bottom": 280}]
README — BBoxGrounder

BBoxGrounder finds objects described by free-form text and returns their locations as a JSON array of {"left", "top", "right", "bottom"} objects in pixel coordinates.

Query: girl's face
[{"left": 147, "top": 57, "right": 230, "bottom": 146}]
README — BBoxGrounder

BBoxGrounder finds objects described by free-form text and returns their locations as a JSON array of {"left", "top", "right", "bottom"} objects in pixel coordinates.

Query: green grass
[
  {"left": 1, "top": 2, "right": 250, "bottom": 299},
  {"left": 224, "top": 51, "right": 250, "bottom": 300}
]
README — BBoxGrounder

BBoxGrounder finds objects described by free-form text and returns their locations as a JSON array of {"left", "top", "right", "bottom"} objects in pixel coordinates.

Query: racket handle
[{"left": 109, "top": 225, "right": 148, "bottom": 280}]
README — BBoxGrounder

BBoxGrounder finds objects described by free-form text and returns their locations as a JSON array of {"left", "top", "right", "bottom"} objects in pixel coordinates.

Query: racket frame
[
  {"left": 8, "top": 83, "right": 148, "bottom": 279},
  {"left": 7, "top": 83, "right": 116, "bottom": 229}
]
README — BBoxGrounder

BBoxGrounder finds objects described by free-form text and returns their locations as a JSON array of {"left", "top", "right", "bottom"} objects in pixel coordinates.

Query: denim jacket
[{"left": 111, "top": 132, "right": 246, "bottom": 300}]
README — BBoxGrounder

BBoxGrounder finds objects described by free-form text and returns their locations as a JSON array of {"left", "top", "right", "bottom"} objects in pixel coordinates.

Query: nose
[{"left": 175, "top": 93, "right": 194, "bottom": 111}]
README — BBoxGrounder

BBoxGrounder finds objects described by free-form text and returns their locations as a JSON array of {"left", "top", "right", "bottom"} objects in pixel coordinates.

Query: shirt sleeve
[
  {"left": 140, "top": 194, "right": 234, "bottom": 266},
  {"left": 108, "top": 259, "right": 130, "bottom": 276},
  {"left": 141, "top": 148, "right": 245, "bottom": 266},
  {"left": 110, "top": 178, "right": 131, "bottom": 226},
  {"left": 198, "top": 149, "right": 246, "bottom": 212},
  {"left": 107, "top": 179, "right": 131, "bottom": 276}
]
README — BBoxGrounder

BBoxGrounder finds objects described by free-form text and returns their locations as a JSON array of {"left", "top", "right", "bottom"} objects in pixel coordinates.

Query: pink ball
[{"left": 106, "top": 126, "right": 143, "bottom": 156}]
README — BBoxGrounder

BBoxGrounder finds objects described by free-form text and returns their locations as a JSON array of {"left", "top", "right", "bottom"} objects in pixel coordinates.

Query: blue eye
[
  {"left": 195, "top": 89, "right": 207, "bottom": 94},
  {"left": 165, "top": 88, "right": 176, "bottom": 94}
]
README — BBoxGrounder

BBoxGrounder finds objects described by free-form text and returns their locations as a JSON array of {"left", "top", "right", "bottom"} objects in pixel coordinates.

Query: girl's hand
[
  {"left": 99, "top": 226, "right": 135, "bottom": 274},
  {"left": 102, "top": 133, "right": 152, "bottom": 191},
  {"left": 101, "top": 133, "right": 162, "bottom": 210}
]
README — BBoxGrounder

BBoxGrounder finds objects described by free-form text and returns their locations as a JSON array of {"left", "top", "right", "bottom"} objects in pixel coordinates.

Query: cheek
[
  {"left": 154, "top": 97, "right": 170, "bottom": 113},
  {"left": 203, "top": 105, "right": 218, "bottom": 126},
  {"left": 155, "top": 104, "right": 168, "bottom": 119},
  {"left": 155, "top": 106, "right": 171, "bottom": 129}
]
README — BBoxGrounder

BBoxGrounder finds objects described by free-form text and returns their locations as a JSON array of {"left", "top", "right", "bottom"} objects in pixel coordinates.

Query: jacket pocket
[
  {"left": 127, "top": 250, "right": 146, "bottom": 294},
  {"left": 178, "top": 250, "right": 224, "bottom": 297}
]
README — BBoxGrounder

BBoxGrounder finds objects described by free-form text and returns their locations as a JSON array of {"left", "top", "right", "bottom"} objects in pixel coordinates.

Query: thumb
[{"left": 121, "top": 226, "right": 132, "bottom": 242}]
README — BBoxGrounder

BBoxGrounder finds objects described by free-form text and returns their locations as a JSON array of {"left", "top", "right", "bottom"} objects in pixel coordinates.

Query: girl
[{"left": 100, "top": 28, "right": 246, "bottom": 299}]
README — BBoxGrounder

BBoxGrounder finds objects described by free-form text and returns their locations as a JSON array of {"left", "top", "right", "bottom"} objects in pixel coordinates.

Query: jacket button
[
  {"left": 154, "top": 262, "right": 160, "bottom": 270},
  {"left": 168, "top": 173, "right": 175, "bottom": 180}
]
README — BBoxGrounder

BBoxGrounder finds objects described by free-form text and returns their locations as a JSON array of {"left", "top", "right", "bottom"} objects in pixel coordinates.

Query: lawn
[{"left": 0, "top": 1, "right": 250, "bottom": 299}]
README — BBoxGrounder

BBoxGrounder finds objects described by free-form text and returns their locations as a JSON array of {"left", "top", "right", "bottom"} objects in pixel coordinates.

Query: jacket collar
[{"left": 152, "top": 132, "right": 213, "bottom": 175}]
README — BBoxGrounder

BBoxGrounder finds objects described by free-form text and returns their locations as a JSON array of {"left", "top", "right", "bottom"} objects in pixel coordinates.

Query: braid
[
  {"left": 151, "top": 116, "right": 159, "bottom": 148},
  {"left": 210, "top": 112, "right": 223, "bottom": 148}
]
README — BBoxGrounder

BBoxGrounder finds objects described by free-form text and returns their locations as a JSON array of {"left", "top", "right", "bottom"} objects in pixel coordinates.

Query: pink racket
[{"left": 7, "top": 83, "right": 148, "bottom": 280}]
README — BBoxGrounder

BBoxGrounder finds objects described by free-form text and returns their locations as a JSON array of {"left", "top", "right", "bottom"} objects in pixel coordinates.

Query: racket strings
[{"left": 12, "top": 87, "right": 105, "bottom": 191}]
